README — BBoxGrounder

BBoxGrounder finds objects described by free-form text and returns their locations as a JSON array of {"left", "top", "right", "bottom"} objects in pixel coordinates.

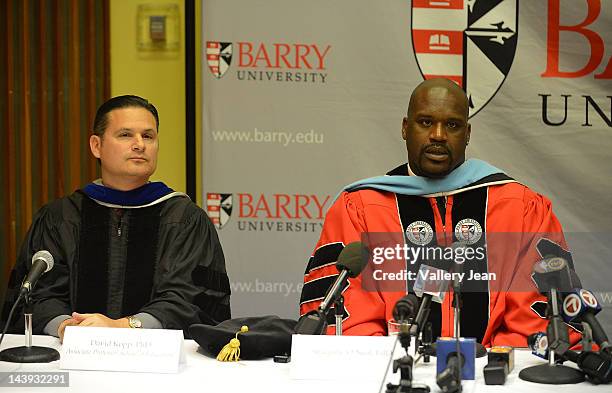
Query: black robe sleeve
[{"left": 140, "top": 200, "right": 231, "bottom": 332}]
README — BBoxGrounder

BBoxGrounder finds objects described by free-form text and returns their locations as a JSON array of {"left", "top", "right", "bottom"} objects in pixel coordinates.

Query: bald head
[
  {"left": 407, "top": 78, "right": 469, "bottom": 120},
  {"left": 401, "top": 78, "right": 471, "bottom": 178}
]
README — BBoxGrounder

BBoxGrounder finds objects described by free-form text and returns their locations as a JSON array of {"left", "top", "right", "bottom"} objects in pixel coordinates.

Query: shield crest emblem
[
  {"left": 411, "top": 0, "right": 518, "bottom": 117},
  {"left": 206, "top": 41, "right": 232, "bottom": 78},
  {"left": 406, "top": 221, "right": 434, "bottom": 245},
  {"left": 207, "top": 193, "right": 233, "bottom": 229}
]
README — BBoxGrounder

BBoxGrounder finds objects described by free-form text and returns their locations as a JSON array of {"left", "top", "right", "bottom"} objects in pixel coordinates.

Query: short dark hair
[{"left": 93, "top": 95, "right": 159, "bottom": 136}]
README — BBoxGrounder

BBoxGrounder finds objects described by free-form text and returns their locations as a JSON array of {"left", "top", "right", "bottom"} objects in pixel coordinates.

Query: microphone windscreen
[
  {"left": 32, "top": 250, "right": 54, "bottom": 272},
  {"left": 392, "top": 294, "right": 419, "bottom": 322},
  {"left": 532, "top": 256, "right": 573, "bottom": 293},
  {"left": 336, "top": 242, "right": 368, "bottom": 278}
]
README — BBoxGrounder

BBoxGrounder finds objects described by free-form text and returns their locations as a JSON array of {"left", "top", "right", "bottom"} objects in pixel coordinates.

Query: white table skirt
[{"left": 0, "top": 334, "right": 609, "bottom": 393}]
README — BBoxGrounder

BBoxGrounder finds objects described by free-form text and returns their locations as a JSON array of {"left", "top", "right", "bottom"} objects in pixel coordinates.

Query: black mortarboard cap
[{"left": 189, "top": 315, "right": 297, "bottom": 360}]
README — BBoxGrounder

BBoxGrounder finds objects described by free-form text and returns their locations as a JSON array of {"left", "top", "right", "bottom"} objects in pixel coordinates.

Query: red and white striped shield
[
  {"left": 206, "top": 193, "right": 233, "bottom": 229},
  {"left": 411, "top": 0, "right": 518, "bottom": 117},
  {"left": 206, "top": 41, "right": 233, "bottom": 78}
]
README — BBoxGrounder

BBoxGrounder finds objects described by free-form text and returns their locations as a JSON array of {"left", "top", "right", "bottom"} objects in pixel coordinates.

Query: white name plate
[
  {"left": 60, "top": 326, "right": 184, "bottom": 373},
  {"left": 290, "top": 335, "right": 401, "bottom": 381}
]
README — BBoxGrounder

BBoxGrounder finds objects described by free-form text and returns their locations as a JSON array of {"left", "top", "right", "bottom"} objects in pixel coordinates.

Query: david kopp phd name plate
[{"left": 60, "top": 326, "right": 184, "bottom": 373}]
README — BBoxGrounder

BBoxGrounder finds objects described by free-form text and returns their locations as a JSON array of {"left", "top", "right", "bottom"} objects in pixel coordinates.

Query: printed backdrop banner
[{"left": 201, "top": 0, "right": 612, "bottom": 331}]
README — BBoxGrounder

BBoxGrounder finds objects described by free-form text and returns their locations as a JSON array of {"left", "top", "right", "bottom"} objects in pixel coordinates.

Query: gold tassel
[{"left": 216, "top": 325, "right": 249, "bottom": 362}]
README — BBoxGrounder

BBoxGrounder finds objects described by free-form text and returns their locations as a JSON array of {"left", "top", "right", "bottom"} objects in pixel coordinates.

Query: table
[{"left": 0, "top": 334, "right": 608, "bottom": 393}]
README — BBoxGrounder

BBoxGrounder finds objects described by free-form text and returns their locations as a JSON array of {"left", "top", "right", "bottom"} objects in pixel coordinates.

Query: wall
[
  {"left": 199, "top": 0, "right": 612, "bottom": 328},
  {"left": 110, "top": 0, "right": 186, "bottom": 192}
]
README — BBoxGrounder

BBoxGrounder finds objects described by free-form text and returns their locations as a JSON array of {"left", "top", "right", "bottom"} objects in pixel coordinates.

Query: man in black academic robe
[{"left": 2, "top": 95, "right": 230, "bottom": 340}]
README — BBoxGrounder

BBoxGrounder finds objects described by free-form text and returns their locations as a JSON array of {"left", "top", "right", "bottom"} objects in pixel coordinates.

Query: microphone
[
  {"left": 562, "top": 288, "right": 610, "bottom": 352},
  {"left": 410, "top": 263, "right": 449, "bottom": 337},
  {"left": 392, "top": 293, "right": 419, "bottom": 324},
  {"left": 519, "top": 256, "right": 586, "bottom": 384},
  {"left": 436, "top": 337, "right": 476, "bottom": 392},
  {"left": 532, "top": 256, "right": 575, "bottom": 294},
  {"left": 575, "top": 350, "right": 612, "bottom": 384},
  {"left": 318, "top": 242, "right": 367, "bottom": 312},
  {"left": 413, "top": 263, "right": 449, "bottom": 302},
  {"left": 437, "top": 352, "right": 464, "bottom": 393},
  {"left": 392, "top": 294, "right": 419, "bottom": 351},
  {"left": 531, "top": 256, "right": 573, "bottom": 356},
  {"left": 20, "top": 250, "right": 54, "bottom": 295},
  {"left": 526, "top": 332, "right": 611, "bottom": 384},
  {"left": 0, "top": 250, "right": 60, "bottom": 364},
  {"left": 411, "top": 253, "right": 487, "bottom": 359},
  {"left": 483, "top": 346, "right": 514, "bottom": 385},
  {"left": 527, "top": 332, "right": 550, "bottom": 360},
  {"left": 527, "top": 331, "right": 579, "bottom": 364},
  {"left": 295, "top": 242, "right": 368, "bottom": 335}
]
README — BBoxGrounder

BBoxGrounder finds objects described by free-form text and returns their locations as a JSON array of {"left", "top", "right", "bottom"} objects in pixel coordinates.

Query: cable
[
  {"left": 0, "top": 294, "right": 22, "bottom": 348},
  {"left": 378, "top": 334, "right": 400, "bottom": 393}
]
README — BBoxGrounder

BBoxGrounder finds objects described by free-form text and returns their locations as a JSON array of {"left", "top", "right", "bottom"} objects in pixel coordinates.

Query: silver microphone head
[{"left": 32, "top": 250, "right": 54, "bottom": 273}]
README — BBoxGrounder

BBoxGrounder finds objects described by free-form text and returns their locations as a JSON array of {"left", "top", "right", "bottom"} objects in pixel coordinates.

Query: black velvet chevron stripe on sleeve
[
  {"left": 304, "top": 242, "right": 344, "bottom": 274},
  {"left": 299, "top": 274, "right": 351, "bottom": 306}
]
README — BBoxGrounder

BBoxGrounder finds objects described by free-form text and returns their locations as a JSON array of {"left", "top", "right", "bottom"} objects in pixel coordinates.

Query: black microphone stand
[
  {"left": 416, "top": 322, "right": 433, "bottom": 363},
  {"left": 519, "top": 287, "right": 585, "bottom": 384},
  {"left": 0, "top": 292, "right": 60, "bottom": 363},
  {"left": 410, "top": 296, "right": 432, "bottom": 357},
  {"left": 435, "top": 265, "right": 465, "bottom": 393},
  {"left": 452, "top": 278, "right": 462, "bottom": 393},
  {"left": 385, "top": 321, "right": 430, "bottom": 393}
]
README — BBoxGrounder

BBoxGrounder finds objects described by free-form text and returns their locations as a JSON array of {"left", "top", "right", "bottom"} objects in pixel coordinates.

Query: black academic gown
[{"left": 2, "top": 190, "right": 231, "bottom": 335}]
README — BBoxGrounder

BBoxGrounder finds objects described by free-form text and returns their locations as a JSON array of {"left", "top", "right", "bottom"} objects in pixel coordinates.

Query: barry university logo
[
  {"left": 206, "top": 193, "right": 233, "bottom": 229},
  {"left": 454, "top": 218, "right": 482, "bottom": 244},
  {"left": 406, "top": 221, "right": 434, "bottom": 246},
  {"left": 411, "top": 0, "right": 518, "bottom": 117},
  {"left": 206, "top": 42, "right": 233, "bottom": 78}
]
